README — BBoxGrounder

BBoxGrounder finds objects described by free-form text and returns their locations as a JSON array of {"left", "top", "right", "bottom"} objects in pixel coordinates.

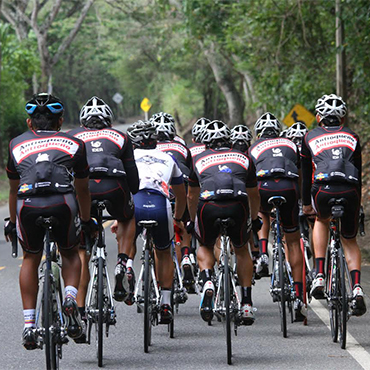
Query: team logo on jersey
[
  {"left": 91, "top": 141, "right": 103, "bottom": 152},
  {"left": 331, "top": 148, "right": 342, "bottom": 159},
  {"left": 315, "top": 172, "right": 328, "bottom": 181},
  {"left": 157, "top": 142, "right": 188, "bottom": 158},
  {"left": 136, "top": 155, "right": 167, "bottom": 166},
  {"left": 218, "top": 165, "right": 232, "bottom": 173},
  {"left": 257, "top": 169, "right": 269, "bottom": 177},
  {"left": 195, "top": 152, "right": 249, "bottom": 174},
  {"left": 272, "top": 148, "right": 283, "bottom": 157},
  {"left": 308, "top": 132, "right": 357, "bottom": 156},
  {"left": 200, "top": 190, "right": 214, "bottom": 199},
  {"left": 73, "top": 129, "right": 125, "bottom": 149},
  {"left": 19, "top": 183, "right": 32, "bottom": 193},
  {"left": 250, "top": 138, "right": 296, "bottom": 159},
  {"left": 35, "top": 153, "right": 50, "bottom": 163}
]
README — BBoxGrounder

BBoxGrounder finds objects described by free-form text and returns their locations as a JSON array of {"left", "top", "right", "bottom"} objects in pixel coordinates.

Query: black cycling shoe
[
  {"left": 22, "top": 327, "right": 38, "bottom": 350},
  {"left": 63, "top": 297, "right": 83, "bottom": 339},
  {"left": 159, "top": 304, "right": 173, "bottom": 324},
  {"left": 113, "top": 263, "right": 129, "bottom": 302},
  {"left": 124, "top": 267, "right": 136, "bottom": 306},
  {"left": 73, "top": 318, "right": 87, "bottom": 344},
  {"left": 200, "top": 281, "right": 214, "bottom": 322}
]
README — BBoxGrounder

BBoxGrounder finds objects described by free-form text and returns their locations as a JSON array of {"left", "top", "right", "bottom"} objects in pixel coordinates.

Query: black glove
[
  {"left": 4, "top": 219, "right": 16, "bottom": 241},
  {"left": 186, "top": 220, "right": 195, "bottom": 234},
  {"left": 252, "top": 217, "right": 263, "bottom": 233},
  {"left": 81, "top": 218, "right": 98, "bottom": 235}
]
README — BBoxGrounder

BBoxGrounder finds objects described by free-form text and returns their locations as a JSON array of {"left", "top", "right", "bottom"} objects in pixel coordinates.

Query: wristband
[{"left": 173, "top": 217, "right": 182, "bottom": 222}]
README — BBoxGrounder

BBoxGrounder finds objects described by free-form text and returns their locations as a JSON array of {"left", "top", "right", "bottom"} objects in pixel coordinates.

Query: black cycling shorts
[
  {"left": 90, "top": 178, "right": 134, "bottom": 221},
  {"left": 312, "top": 183, "right": 360, "bottom": 239},
  {"left": 258, "top": 178, "right": 299, "bottom": 233},
  {"left": 195, "top": 199, "right": 251, "bottom": 248},
  {"left": 17, "top": 193, "right": 80, "bottom": 254}
]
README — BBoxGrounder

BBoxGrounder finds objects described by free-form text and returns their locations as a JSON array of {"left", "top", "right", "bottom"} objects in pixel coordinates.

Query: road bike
[
  {"left": 213, "top": 218, "right": 242, "bottom": 365},
  {"left": 325, "top": 198, "right": 352, "bottom": 349},
  {"left": 85, "top": 201, "right": 116, "bottom": 367},
  {"left": 269, "top": 196, "right": 295, "bottom": 338}
]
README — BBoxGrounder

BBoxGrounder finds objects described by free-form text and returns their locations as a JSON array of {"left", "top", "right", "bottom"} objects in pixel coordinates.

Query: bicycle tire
[
  {"left": 278, "top": 243, "right": 287, "bottom": 338},
  {"left": 169, "top": 279, "right": 175, "bottom": 338},
  {"left": 224, "top": 250, "right": 232, "bottom": 365},
  {"left": 301, "top": 238, "right": 308, "bottom": 325},
  {"left": 52, "top": 261, "right": 63, "bottom": 367},
  {"left": 98, "top": 256, "right": 104, "bottom": 367},
  {"left": 327, "top": 254, "right": 339, "bottom": 343},
  {"left": 339, "top": 247, "right": 348, "bottom": 349},
  {"left": 144, "top": 248, "right": 151, "bottom": 353},
  {"left": 43, "top": 266, "right": 55, "bottom": 370}
]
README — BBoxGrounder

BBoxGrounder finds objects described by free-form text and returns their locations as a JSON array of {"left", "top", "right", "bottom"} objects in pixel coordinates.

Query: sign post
[
  {"left": 140, "top": 97, "right": 152, "bottom": 120},
  {"left": 283, "top": 104, "right": 315, "bottom": 128}
]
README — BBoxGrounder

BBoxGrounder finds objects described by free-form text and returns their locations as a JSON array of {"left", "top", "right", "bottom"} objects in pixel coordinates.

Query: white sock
[
  {"left": 161, "top": 289, "right": 171, "bottom": 306},
  {"left": 24, "top": 309, "right": 36, "bottom": 328},
  {"left": 65, "top": 285, "right": 78, "bottom": 300},
  {"left": 127, "top": 259, "right": 133, "bottom": 269}
]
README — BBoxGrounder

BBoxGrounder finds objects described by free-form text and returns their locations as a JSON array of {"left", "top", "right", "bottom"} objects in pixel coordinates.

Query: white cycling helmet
[
  {"left": 80, "top": 96, "right": 114, "bottom": 127},
  {"left": 151, "top": 112, "right": 176, "bottom": 140},
  {"left": 286, "top": 122, "right": 308, "bottom": 139},
  {"left": 127, "top": 120, "right": 157, "bottom": 147},
  {"left": 230, "top": 125, "right": 253, "bottom": 144},
  {"left": 315, "top": 94, "right": 347, "bottom": 119},
  {"left": 254, "top": 112, "right": 282, "bottom": 137},
  {"left": 192, "top": 117, "right": 211, "bottom": 142},
  {"left": 200, "top": 120, "right": 231, "bottom": 146}
]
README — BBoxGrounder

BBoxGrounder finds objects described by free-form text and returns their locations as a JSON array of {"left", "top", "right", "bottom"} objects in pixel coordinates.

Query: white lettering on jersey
[
  {"left": 195, "top": 152, "right": 249, "bottom": 174},
  {"left": 308, "top": 132, "right": 357, "bottom": 156},
  {"left": 157, "top": 142, "right": 188, "bottom": 159},
  {"left": 73, "top": 129, "right": 125, "bottom": 149},
  {"left": 250, "top": 138, "right": 297, "bottom": 160},
  {"left": 13, "top": 137, "right": 79, "bottom": 164},
  {"left": 190, "top": 145, "right": 206, "bottom": 157}
]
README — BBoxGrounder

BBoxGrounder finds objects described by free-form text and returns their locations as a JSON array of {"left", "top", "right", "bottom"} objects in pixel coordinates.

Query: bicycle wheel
[
  {"left": 278, "top": 243, "right": 287, "bottom": 338},
  {"left": 327, "top": 255, "right": 339, "bottom": 343},
  {"left": 144, "top": 249, "right": 152, "bottom": 353},
  {"left": 224, "top": 251, "right": 232, "bottom": 365},
  {"left": 338, "top": 248, "right": 348, "bottom": 349},
  {"left": 301, "top": 238, "right": 308, "bottom": 325},
  {"left": 97, "top": 257, "right": 104, "bottom": 367},
  {"left": 169, "top": 278, "right": 175, "bottom": 338}
]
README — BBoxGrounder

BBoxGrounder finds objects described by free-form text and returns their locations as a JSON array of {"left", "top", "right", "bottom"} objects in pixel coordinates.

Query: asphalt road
[{"left": 1, "top": 203, "right": 370, "bottom": 370}]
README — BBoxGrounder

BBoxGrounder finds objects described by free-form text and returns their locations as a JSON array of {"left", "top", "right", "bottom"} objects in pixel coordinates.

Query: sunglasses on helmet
[{"left": 25, "top": 102, "right": 64, "bottom": 115}]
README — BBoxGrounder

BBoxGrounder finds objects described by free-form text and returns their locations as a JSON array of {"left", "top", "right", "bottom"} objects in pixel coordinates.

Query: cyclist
[
  {"left": 249, "top": 112, "right": 306, "bottom": 321},
  {"left": 68, "top": 96, "right": 139, "bottom": 338},
  {"left": 151, "top": 111, "right": 186, "bottom": 145},
  {"left": 301, "top": 94, "right": 366, "bottom": 316},
  {"left": 126, "top": 120, "right": 187, "bottom": 323},
  {"left": 187, "top": 120, "right": 261, "bottom": 325},
  {"left": 286, "top": 122, "right": 308, "bottom": 152},
  {"left": 230, "top": 124, "right": 253, "bottom": 153},
  {"left": 151, "top": 112, "right": 195, "bottom": 291},
  {"left": 4, "top": 93, "right": 94, "bottom": 349},
  {"left": 188, "top": 117, "right": 210, "bottom": 158}
]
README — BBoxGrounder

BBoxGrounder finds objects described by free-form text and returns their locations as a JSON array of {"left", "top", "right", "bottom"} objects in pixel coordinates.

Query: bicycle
[
  {"left": 325, "top": 198, "right": 352, "bottom": 350},
  {"left": 269, "top": 196, "right": 295, "bottom": 338},
  {"left": 85, "top": 201, "right": 116, "bottom": 367},
  {"left": 213, "top": 218, "right": 242, "bottom": 365}
]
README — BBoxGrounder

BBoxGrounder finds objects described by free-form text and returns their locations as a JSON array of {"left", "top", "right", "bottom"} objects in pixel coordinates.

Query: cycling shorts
[
  {"left": 312, "top": 183, "right": 360, "bottom": 239},
  {"left": 90, "top": 178, "right": 134, "bottom": 221},
  {"left": 17, "top": 193, "right": 80, "bottom": 254},
  {"left": 258, "top": 178, "right": 299, "bottom": 233},
  {"left": 195, "top": 199, "right": 251, "bottom": 248},
  {"left": 134, "top": 190, "right": 174, "bottom": 250}
]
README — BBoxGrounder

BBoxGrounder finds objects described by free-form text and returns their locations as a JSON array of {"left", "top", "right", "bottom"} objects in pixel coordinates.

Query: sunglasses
[{"left": 25, "top": 102, "right": 64, "bottom": 115}]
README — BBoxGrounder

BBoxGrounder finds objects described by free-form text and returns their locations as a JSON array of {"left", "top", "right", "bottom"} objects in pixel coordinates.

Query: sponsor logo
[
  {"left": 19, "top": 183, "right": 32, "bottom": 193},
  {"left": 218, "top": 165, "right": 232, "bottom": 173},
  {"left": 331, "top": 148, "right": 342, "bottom": 159},
  {"left": 91, "top": 141, "right": 103, "bottom": 152},
  {"left": 35, "top": 181, "right": 51, "bottom": 188},
  {"left": 13, "top": 137, "right": 80, "bottom": 163},
  {"left": 55, "top": 183, "right": 69, "bottom": 188},
  {"left": 112, "top": 168, "right": 125, "bottom": 175},
  {"left": 157, "top": 142, "right": 188, "bottom": 158},
  {"left": 257, "top": 169, "right": 269, "bottom": 177},
  {"left": 315, "top": 172, "right": 328, "bottom": 180},
  {"left": 90, "top": 166, "right": 108, "bottom": 172},
  {"left": 272, "top": 147, "right": 283, "bottom": 157},
  {"left": 330, "top": 171, "right": 345, "bottom": 178},
  {"left": 216, "top": 189, "right": 233, "bottom": 194},
  {"left": 195, "top": 152, "right": 249, "bottom": 174},
  {"left": 251, "top": 138, "right": 296, "bottom": 159},
  {"left": 143, "top": 204, "right": 156, "bottom": 208},
  {"left": 200, "top": 190, "right": 214, "bottom": 199},
  {"left": 308, "top": 132, "right": 357, "bottom": 156},
  {"left": 74, "top": 129, "right": 125, "bottom": 149},
  {"left": 35, "top": 153, "right": 50, "bottom": 163},
  {"left": 190, "top": 145, "right": 206, "bottom": 157},
  {"left": 136, "top": 155, "right": 167, "bottom": 166}
]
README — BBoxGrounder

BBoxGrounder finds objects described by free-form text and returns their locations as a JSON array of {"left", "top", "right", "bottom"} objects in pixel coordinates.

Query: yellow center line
[
  {"left": 103, "top": 220, "right": 114, "bottom": 229},
  {"left": 0, "top": 266, "right": 5, "bottom": 271}
]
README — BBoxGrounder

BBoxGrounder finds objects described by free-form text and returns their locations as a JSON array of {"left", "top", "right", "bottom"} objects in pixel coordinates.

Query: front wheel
[{"left": 224, "top": 252, "right": 232, "bottom": 365}]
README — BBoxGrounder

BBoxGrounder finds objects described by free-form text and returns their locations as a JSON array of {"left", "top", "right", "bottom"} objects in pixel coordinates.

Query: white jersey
[{"left": 134, "top": 148, "right": 183, "bottom": 198}]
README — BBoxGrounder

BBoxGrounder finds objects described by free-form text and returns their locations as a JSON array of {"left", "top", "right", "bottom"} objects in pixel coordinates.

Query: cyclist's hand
[
  {"left": 81, "top": 218, "right": 98, "bottom": 238},
  {"left": 110, "top": 220, "right": 118, "bottom": 234},
  {"left": 4, "top": 219, "right": 16, "bottom": 242},
  {"left": 252, "top": 217, "right": 263, "bottom": 233},
  {"left": 186, "top": 220, "right": 195, "bottom": 234},
  {"left": 173, "top": 222, "right": 183, "bottom": 244},
  {"left": 303, "top": 205, "right": 316, "bottom": 216}
]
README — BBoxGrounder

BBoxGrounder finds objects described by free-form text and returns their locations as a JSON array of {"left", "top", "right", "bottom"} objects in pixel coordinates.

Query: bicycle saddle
[
  {"left": 35, "top": 216, "right": 59, "bottom": 228},
  {"left": 214, "top": 218, "right": 235, "bottom": 230},
  {"left": 91, "top": 199, "right": 112, "bottom": 210},
  {"left": 268, "top": 196, "right": 287, "bottom": 207},
  {"left": 138, "top": 220, "right": 158, "bottom": 228},
  {"left": 328, "top": 198, "right": 347, "bottom": 219}
]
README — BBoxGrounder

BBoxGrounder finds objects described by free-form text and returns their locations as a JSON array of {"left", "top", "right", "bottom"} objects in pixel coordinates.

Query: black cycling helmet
[
  {"left": 25, "top": 93, "right": 64, "bottom": 117},
  {"left": 127, "top": 120, "right": 157, "bottom": 148},
  {"left": 80, "top": 96, "right": 114, "bottom": 127}
]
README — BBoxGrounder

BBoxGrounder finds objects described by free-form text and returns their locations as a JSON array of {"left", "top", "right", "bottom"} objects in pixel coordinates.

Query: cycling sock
[
  {"left": 199, "top": 269, "right": 213, "bottom": 285},
  {"left": 24, "top": 309, "right": 36, "bottom": 328},
  {"left": 65, "top": 285, "right": 78, "bottom": 301},
  {"left": 315, "top": 258, "right": 325, "bottom": 276},
  {"left": 241, "top": 287, "right": 252, "bottom": 305},
  {"left": 126, "top": 259, "right": 133, "bottom": 269},
  {"left": 294, "top": 282, "right": 303, "bottom": 300},
  {"left": 181, "top": 246, "right": 190, "bottom": 257},
  {"left": 259, "top": 239, "right": 268, "bottom": 256},
  {"left": 350, "top": 270, "right": 361, "bottom": 288},
  {"left": 161, "top": 289, "right": 171, "bottom": 306},
  {"left": 117, "top": 253, "right": 129, "bottom": 266}
]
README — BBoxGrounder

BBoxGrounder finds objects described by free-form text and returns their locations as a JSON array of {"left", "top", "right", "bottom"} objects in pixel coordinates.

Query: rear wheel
[
  {"left": 278, "top": 243, "right": 287, "bottom": 338},
  {"left": 224, "top": 251, "right": 232, "bottom": 365},
  {"left": 144, "top": 249, "right": 152, "bottom": 353},
  {"left": 97, "top": 257, "right": 104, "bottom": 367},
  {"left": 169, "top": 278, "right": 175, "bottom": 338},
  {"left": 301, "top": 238, "right": 308, "bottom": 325},
  {"left": 339, "top": 248, "right": 348, "bottom": 349},
  {"left": 327, "top": 255, "right": 339, "bottom": 343}
]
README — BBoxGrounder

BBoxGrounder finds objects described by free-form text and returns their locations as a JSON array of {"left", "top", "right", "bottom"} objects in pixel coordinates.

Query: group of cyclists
[{"left": 4, "top": 91, "right": 366, "bottom": 354}]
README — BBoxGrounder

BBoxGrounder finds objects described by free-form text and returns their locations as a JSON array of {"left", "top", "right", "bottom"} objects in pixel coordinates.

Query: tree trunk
[{"left": 202, "top": 42, "right": 244, "bottom": 126}]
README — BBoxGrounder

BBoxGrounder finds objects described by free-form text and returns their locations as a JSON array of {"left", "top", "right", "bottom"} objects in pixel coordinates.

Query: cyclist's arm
[
  {"left": 8, "top": 179, "right": 19, "bottom": 224},
  {"left": 172, "top": 183, "right": 186, "bottom": 220},
  {"left": 300, "top": 135, "right": 313, "bottom": 207},
  {"left": 246, "top": 186, "right": 260, "bottom": 220},
  {"left": 187, "top": 185, "right": 200, "bottom": 222},
  {"left": 75, "top": 177, "right": 91, "bottom": 222},
  {"left": 121, "top": 135, "right": 139, "bottom": 194}
]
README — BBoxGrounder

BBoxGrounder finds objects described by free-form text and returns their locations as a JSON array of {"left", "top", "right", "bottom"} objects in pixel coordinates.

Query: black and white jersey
[{"left": 6, "top": 130, "right": 89, "bottom": 197}]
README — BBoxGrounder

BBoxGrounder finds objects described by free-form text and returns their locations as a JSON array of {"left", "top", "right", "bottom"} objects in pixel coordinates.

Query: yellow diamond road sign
[
  {"left": 283, "top": 104, "right": 315, "bottom": 128},
  {"left": 140, "top": 98, "right": 152, "bottom": 112}
]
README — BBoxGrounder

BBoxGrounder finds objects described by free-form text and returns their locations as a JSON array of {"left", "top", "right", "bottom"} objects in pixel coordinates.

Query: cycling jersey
[
  {"left": 174, "top": 135, "right": 187, "bottom": 146},
  {"left": 188, "top": 143, "right": 206, "bottom": 158},
  {"left": 189, "top": 148, "right": 257, "bottom": 201},
  {"left": 6, "top": 130, "right": 89, "bottom": 197},
  {"left": 300, "top": 125, "right": 361, "bottom": 206},
  {"left": 249, "top": 137, "right": 300, "bottom": 179},
  {"left": 156, "top": 140, "right": 193, "bottom": 179}
]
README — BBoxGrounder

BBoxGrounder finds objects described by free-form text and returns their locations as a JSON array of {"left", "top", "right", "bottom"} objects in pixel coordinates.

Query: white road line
[{"left": 310, "top": 299, "right": 370, "bottom": 370}]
